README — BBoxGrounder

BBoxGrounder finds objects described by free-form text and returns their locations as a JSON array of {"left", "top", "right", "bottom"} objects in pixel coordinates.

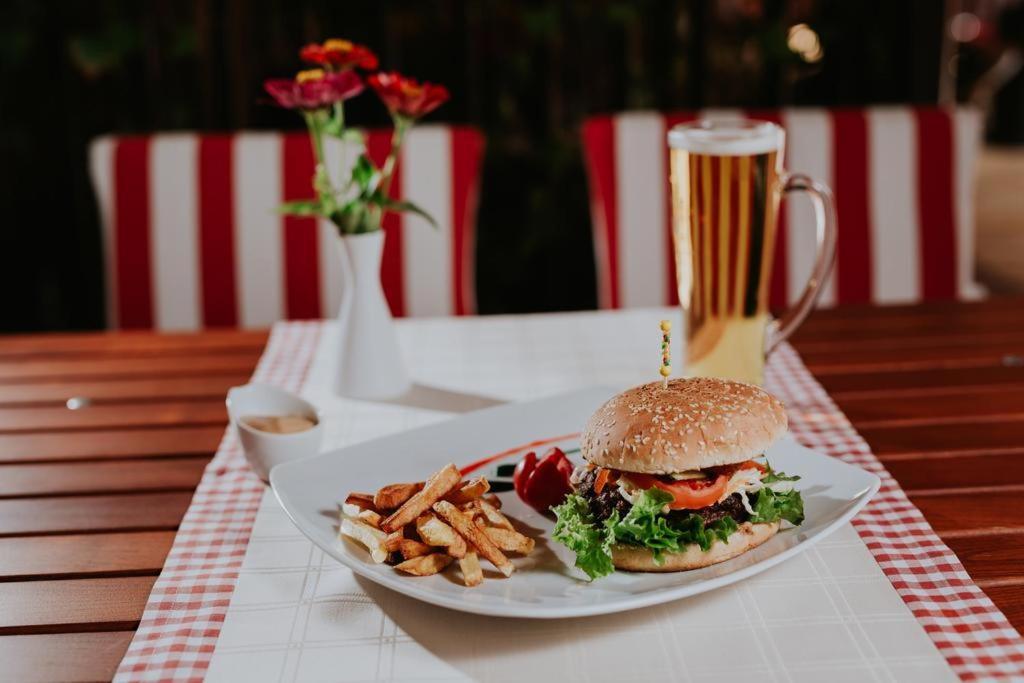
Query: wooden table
[{"left": 1, "top": 298, "right": 1022, "bottom": 681}]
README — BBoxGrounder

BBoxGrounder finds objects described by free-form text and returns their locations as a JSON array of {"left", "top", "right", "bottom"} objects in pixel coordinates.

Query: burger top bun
[{"left": 581, "top": 377, "right": 787, "bottom": 474}]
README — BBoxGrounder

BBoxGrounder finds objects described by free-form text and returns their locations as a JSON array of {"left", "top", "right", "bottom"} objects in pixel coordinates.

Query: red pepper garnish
[
  {"left": 513, "top": 451, "right": 537, "bottom": 501},
  {"left": 594, "top": 467, "right": 611, "bottom": 494},
  {"left": 513, "top": 447, "right": 574, "bottom": 513}
]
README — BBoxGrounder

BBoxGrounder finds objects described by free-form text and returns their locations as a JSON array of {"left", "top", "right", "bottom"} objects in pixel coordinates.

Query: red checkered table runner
[{"left": 114, "top": 323, "right": 1024, "bottom": 682}]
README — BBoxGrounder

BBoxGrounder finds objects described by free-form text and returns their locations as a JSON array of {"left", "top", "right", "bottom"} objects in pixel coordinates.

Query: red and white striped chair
[
  {"left": 582, "top": 107, "right": 984, "bottom": 310},
  {"left": 89, "top": 126, "right": 484, "bottom": 329}
]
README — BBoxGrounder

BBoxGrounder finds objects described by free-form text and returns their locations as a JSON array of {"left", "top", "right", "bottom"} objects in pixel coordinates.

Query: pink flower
[
  {"left": 368, "top": 72, "right": 449, "bottom": 120},
  {"left": 264, "top": 69, "right": 364, "bottom": 110}
]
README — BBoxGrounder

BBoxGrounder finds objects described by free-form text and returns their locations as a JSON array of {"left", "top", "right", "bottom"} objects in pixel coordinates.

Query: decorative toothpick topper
[{"left": 659, "top": 319, "right": 672, "bottom": 388}]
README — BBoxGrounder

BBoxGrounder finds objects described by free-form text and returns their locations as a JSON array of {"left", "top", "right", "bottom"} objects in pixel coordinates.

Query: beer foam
[{"left": 668, "top": 119, "right": 784, "bottom": 156}]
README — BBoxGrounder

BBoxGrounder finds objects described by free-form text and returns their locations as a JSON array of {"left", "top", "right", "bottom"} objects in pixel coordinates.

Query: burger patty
[{"left": 575, "top": 468, "right": 750, "bottom": 526}]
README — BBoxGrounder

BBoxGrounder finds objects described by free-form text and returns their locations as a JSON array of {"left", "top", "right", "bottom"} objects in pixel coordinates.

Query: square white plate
[{"left": 271, "top": 387, "right": 880, "bottom": 619}]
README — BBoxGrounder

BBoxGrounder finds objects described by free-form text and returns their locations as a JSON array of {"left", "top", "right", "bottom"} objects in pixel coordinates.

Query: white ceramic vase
[{"left": 334, "top": 231, "right": 411, "bottom": 400}]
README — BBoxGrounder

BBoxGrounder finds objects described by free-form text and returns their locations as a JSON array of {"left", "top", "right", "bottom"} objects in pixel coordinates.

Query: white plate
[{"left": 271, "top": 387, "right": 880, "bottom": 619}]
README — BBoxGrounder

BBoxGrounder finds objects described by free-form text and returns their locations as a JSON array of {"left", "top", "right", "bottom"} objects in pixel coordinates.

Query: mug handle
[{"left": 764, "top": 173, "right": 838, "bottom": 355}]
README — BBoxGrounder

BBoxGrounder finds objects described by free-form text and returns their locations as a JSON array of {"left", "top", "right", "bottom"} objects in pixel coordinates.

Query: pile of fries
[{"left": 340, "top": 463, "right": 535, "bottom": 587}]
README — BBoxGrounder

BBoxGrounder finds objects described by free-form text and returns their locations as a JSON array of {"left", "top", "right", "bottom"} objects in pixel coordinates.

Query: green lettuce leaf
[
  {"left": 749, "top": 486, "right": 805, "bottom": 525},
  {"left": 551, "top": 494, "right": 616, "bottom": 580},
  {"left": 552, "top": 489, "right": 749, "bottom": 580}
]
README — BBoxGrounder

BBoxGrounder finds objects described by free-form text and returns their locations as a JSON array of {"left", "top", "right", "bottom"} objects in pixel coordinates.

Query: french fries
[
  {"left": 374, "top": 482, "right": 422, "bottom": 510},
  {"left": 383, "top": 531, "right": 404, "bottom": 553},
  {"left": 340, "top": 518, "right": 388, "bottom": 563},
  {"left": 380, "top": 464, "right": 462, "bottom": 533},
  {"left": 459, "top": 551, "right": 483, "bottom": 587},
  {"left": 357, "top": 509, "right": 383, "bottom": 528},
  {"left": 340, "top": 463, "right": 534, "bottom": 587},
  {"left": 343, "top": 492, "right": 377, "bottom": 517},
  {"left": 482, "top": 526, "right": 535, "bottom": 554},
  {"left": 395, "top": 553, "right": 453, "bottom": 576},
  {"left": 477, "top": 498, "right": 514, "bottom": 530},
  {"left": 416, "top": 513, "right": 467, "bottom": 558},
  {"left": 445, "top": 477, "right": 490, "bottom": 505},
  {"left": 433, "top": 500, "right": 515, "bottom": 577},
  {"left": 399, "top": 538, "right": 433, "bottom": 560}
]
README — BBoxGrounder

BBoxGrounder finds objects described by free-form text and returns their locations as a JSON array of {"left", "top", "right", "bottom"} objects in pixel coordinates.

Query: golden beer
[{"left": 668, "top": 120, "right": 836, "bottom": 385}]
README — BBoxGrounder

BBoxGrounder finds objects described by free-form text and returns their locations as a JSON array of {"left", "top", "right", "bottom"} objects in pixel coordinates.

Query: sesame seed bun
[
  {"left": 581, "top": 377, "right": 787, "bottom": 474},
  {"left": 610, "top": 521, "right": 780, "bottom": 571}
]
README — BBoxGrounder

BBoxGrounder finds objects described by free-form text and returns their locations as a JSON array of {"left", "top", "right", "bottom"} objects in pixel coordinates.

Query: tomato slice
[{"left": 624, "top": 472, "right": 729, "bottom": 510}]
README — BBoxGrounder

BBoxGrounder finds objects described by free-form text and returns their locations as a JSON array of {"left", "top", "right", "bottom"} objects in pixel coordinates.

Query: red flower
[
  {"left": 300, "top": 39, "right": 378, "bottom": 71},
  {"left": 264, "top": 69, "right": 364, "bottom": 110},
  {"left": 368, "top": 72, "right": 449, "bottom": 120}
]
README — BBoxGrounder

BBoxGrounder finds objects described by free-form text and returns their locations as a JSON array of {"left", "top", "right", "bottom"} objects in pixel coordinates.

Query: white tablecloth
[{"left": 205, "top": 310, "right": 954, "bottom": 683}]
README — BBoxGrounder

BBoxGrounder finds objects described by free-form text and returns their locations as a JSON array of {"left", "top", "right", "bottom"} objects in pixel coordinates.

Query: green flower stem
[
  {"left": 302, "top": 111, "right": 326, "bottom": 169},
  {"left": 370, "top": 117, "right": 410, "bottom": 232},
  {"left": 379, "top": 118, "right": 408, "bottom": 198},
  {"left": 334, "top": 101, "right": 348, "bottom": 189},
  {"left": 303, "top": 110, "right": 336, "bottom": 215}
]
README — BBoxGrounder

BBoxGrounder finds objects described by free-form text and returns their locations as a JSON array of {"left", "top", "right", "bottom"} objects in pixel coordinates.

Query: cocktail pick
[{"left": 659, "top": 319, "right": 672, "bottom": 389}]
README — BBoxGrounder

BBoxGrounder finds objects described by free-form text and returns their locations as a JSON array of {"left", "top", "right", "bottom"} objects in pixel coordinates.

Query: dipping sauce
[{"left": 242, "top": 414, "right": 317, "bottom": 434}]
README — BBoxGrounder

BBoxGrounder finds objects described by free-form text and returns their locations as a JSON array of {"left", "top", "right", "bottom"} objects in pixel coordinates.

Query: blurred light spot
[
  {"left": 787, "top": 23, "right": 824, "bottom": 63},
  {"left": 950, "top": 12, "right": 982, "bottom": 42},
  {"left": 66, "top": 396, "right": 92, "bottom": 410}
]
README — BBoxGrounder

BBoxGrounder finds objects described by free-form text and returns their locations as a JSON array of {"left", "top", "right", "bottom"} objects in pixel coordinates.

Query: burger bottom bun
[{"left": 610, "top": 521, "right": 781, "bottom": 572}]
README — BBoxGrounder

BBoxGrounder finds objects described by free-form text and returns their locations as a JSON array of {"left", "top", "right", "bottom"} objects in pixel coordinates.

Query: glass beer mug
[{"left": 668, "top": 119, "right": 837, "bottom": 385}]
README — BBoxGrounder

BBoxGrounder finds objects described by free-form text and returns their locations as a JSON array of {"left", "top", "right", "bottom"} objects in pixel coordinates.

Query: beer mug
[{"left": 668, "top": 119, "right": 837, "bottom": 385}]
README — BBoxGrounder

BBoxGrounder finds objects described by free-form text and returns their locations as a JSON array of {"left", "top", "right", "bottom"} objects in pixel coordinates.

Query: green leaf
[
  {"left": 749, "top": 487, "right": 805, "bottom": 525},
  {"left": 331, "top": 200, "right": 380, "bottom": 235},
  {"left": 349, "top": 154, "right": 379, "bottom": 193},
  {"left": 374, "top": 196, "right": 439, "bottom": 229},
  {"left": 761, "top": 463, "right": 801, "bottom": 485},
  {"left": 551, "top": 494, "right": 616, "bottom": 580},
  {"left": 277, "top": 200, "right": 322, "bottom": 217}
]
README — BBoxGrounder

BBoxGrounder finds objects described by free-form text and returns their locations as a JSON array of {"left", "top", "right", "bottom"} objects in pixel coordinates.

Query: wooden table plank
[
  {"left": 883, "top": 453, "right": 1024, "bottom": 493},
  {"left": 837, "top": 388, "right": 1024, "bottom": 427},
  {"left": 794, "top": 330, "right": 1024, "bottom": 353},
  {"left": 795, "top": 296, "right": 1024, "bottom": 329},
  {"left": 0, "top": 493, "right": 193, "bottom": 537},
  {"left": 0, "top": 353, "right": 261, "bottom": 383},
  {"left": 0, "top": 426, "right": 225, "bottom": 463},
  {"left": 944, "top": 533, "right": 1024, "bottom": 584},
  {"left": 801, "top": 340, "right": 1024, "bottom": 374},
  {"left": 859, "top": 421, "right": 1024, "bottom": 458},
  {"left": 909, "top": 491, "right": 1024, "bottom": 536},
  {"left": 0, "top": 632, "right": 134, "bottom": 683},
  {"left": 818, "top": 366, "right": 1024, "bottom": 399},
  {"left": 0, "top": 458, "right": 208, "bottom": 498},
  {"left": 0, "top": 400, "right": 227, "bottom": 433},
  {"left": 979, "top": 585, "right": 1024, "bottom": 631},
  {"left": 0, "top": 577, "right": 155, "bottom": 634},
  {"left": 0, "top": 374, "right": 250, "bottom": 407},
  {"left": 0, "top": 329, "right": 267, "bottom": 357},
  {"left": 0, "top": 532, "right": 176, "bottom": 580}
]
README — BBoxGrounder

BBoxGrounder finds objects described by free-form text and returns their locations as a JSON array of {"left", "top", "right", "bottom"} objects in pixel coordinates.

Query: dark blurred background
[{"left": 2, "top": 0, "right": 1022, "bottom": 332}]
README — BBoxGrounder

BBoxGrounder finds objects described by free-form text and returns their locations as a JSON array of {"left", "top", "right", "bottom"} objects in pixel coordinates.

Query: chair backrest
[
  {"left": 89, "top": 125, "right": 484, "bottom": 330},
  {"left": 582, "top": 107, "right": 984, "bottom": 310}
]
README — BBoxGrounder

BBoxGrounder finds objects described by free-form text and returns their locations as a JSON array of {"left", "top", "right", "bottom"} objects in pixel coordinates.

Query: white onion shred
[
  {"left": 617, "top": 482, "right": 636, "bottom": 504},
  {"left": 738, "top": 489, "right": 756, "bottom": 515}
]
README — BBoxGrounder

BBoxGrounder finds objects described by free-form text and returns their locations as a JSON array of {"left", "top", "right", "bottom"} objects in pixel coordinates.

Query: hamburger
[{"left": 552, "top": 377, "right": 804, "bottom": 579}]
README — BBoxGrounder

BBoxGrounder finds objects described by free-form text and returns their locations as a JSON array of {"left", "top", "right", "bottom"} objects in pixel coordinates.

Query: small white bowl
[{"left": 226, "top": 383, "right": 324, "bottom": 482}]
